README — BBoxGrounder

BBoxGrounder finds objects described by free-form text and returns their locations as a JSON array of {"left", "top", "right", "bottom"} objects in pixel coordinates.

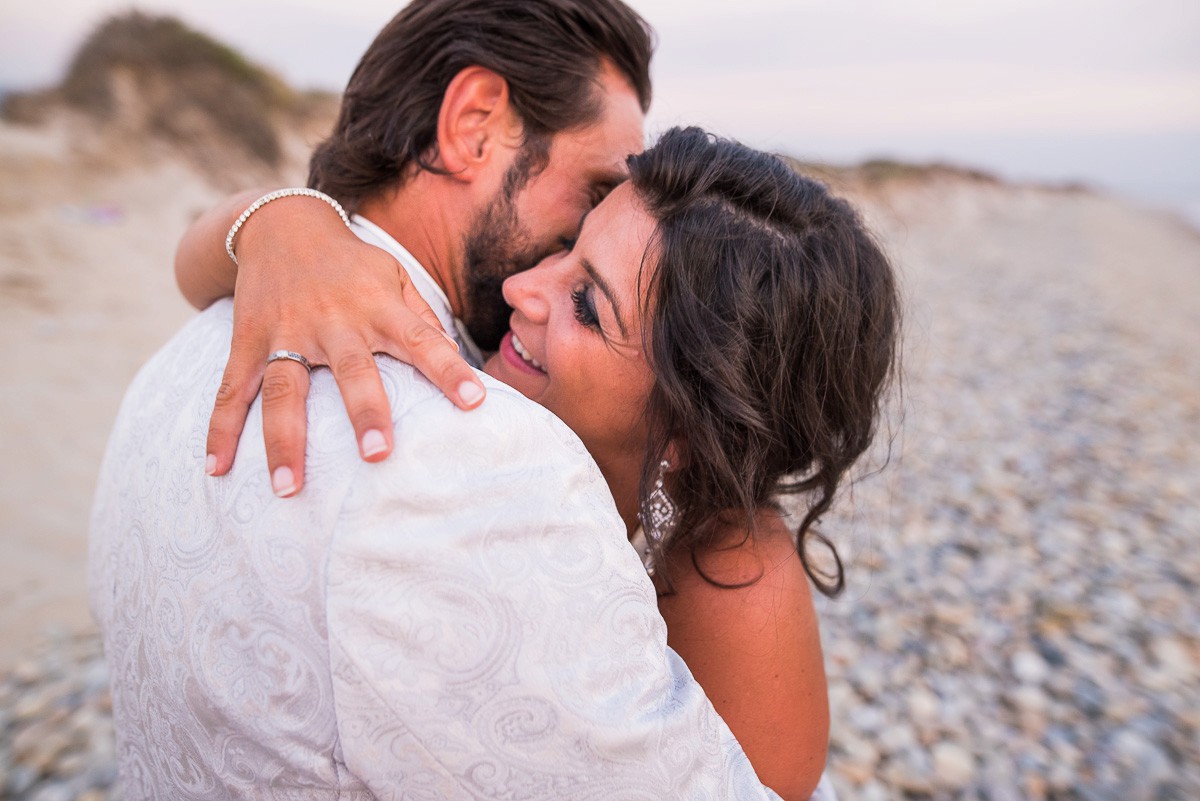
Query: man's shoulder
[
  {"left": 360, "top": 357, "right": 606, "bottom": 504},
  {"left": 373, "top": 356, "right": 586, "bottom": 456},
  {"left": 126, "top": 298, "right": 236, "bottom": 397},
  {"left": 332, "top": 357, "right": 622, "bottom": 568}
]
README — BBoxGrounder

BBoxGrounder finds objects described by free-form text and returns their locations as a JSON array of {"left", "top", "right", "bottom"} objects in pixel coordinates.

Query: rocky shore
[
  {"left": 0, "top": 632, "right": 116, "bottom": 799},
  {"left": 814, "top": 179, "right": 1200, "bottom": 800}
]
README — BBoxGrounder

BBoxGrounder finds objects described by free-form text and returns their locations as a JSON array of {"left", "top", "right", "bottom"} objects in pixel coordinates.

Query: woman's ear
[
  {"left": 663, "top": 439, "right": 688, "bottom": 473},
  {"left": 435, "top": 66, "right": 523, "bottom": 180}
]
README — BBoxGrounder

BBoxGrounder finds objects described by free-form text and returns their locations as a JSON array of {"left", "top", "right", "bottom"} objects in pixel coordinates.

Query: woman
[{"left": 178, "top": 127, "right": 900, "bottom": 800}]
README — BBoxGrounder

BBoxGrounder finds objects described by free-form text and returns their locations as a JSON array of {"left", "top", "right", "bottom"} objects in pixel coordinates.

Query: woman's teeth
[{"left": 511, "top": 333, "right": 544, "bottom": 371}]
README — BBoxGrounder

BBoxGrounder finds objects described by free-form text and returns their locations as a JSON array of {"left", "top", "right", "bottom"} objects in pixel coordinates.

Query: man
[{"left": 90, "top": 1, "right": 787, "bottom": 798}]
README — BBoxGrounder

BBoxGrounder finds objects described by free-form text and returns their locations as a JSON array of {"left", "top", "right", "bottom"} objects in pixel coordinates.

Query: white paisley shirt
[{"left": 88, "top": 219, "right": 798, "bottom": 799}]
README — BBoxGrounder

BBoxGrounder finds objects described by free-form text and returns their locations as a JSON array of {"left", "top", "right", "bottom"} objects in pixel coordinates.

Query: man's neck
[{"left": 357, "top": 176, "right": 469, "bottom": 318}]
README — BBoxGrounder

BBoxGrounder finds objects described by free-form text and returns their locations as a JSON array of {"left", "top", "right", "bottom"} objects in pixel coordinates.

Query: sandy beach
[
  {"left": 0, "top": 123, "right": 197, "bottom": 658},
  {"left": 2, "top": 35, "right": 1199, "bottom": 799}
]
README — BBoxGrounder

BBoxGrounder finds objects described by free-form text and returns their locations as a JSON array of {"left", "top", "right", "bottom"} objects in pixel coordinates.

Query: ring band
[{"left": 266, "top": 350, "right": 313, "bottom": 374}]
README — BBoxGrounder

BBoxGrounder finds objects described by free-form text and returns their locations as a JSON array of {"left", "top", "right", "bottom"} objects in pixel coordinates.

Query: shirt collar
[{"left": 350, "top": 214, "right": 484, "bottom": 369}]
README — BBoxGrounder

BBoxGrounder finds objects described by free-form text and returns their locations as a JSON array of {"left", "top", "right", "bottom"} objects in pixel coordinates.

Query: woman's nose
[{"left": 502, "top": 261, "right": 554, "bottom": 324}]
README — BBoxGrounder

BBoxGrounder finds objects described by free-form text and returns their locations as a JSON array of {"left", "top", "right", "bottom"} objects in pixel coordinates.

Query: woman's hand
[{"left": 175, "top": 193, "right": 486, "bottom": 497}]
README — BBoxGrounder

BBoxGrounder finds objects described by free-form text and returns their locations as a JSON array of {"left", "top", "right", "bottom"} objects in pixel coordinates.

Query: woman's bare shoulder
[
  {"left": 657, "top": 511, "right": 829, "bottom": 801},
  {"left": 662, "top": 512, "right": 814, "bottom": 613}
]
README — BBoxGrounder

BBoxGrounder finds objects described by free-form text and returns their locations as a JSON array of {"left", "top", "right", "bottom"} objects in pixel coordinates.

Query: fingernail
[
  {"left": 272, "top": 466, "right": 297, "bottom": 498},
  {"left": 442, "top": 332, "right": 460, "bottom": 352},
  {"left": 205, "top": 454, "right": 218, "bottom": 476},
  {"left": 360, "top": 428, "right": 388, "bottom": 458},
  {"left": 458, "top": 381, "right": 485, "bottom": 407}
]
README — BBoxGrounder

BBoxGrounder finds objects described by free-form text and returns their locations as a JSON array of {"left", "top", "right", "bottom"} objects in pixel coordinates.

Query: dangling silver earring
[{"left": 645, "top": 459, "right": 677, "bottom": 550}]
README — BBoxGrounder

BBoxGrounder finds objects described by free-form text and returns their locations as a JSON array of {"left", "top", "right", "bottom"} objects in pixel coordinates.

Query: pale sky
[{"left": 3, "top": 0, "right": 1199, "bottom": 209}]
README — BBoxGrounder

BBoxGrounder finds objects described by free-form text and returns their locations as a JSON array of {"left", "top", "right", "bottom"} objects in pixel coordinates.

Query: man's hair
[
  {"left": 628, "top": 128, "right": 901, "bottom": 598},
  {"left": 308, "top": 0, "right": 654, "bottom": 210}
]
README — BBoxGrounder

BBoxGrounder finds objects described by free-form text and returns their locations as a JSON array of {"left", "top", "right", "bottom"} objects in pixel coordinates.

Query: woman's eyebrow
[{"left": 580, "top": 256, "right": 627, "bottom": 338}]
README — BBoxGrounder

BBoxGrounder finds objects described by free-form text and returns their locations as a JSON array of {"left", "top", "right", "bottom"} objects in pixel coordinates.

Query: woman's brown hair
[{"left": 630, "top": 127, "right": 901, "bottom": 597}]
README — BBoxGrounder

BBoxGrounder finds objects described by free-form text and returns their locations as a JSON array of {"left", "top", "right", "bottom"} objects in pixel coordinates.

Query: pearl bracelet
[{"left": 225, "top": 188, "right": 351, "bottom": 266}]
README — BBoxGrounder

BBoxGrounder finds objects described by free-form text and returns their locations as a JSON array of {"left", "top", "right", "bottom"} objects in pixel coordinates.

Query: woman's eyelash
[
  {"left": 571, "top": 287, "right": 600, "bottom": 329},
  {"left": 558, "top": 236, "right": 577, "bottom": 251}
]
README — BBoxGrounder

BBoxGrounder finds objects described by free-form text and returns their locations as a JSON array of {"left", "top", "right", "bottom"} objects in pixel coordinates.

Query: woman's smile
[{"left": 500, "top": 331, "right": 547, "bottom": 375}]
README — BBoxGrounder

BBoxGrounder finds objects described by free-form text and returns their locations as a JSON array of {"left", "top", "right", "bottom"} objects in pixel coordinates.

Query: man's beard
[
  {"left": 460, "top": 185, "right": 545, "bottom": 352},
  {"left": 460, "top": 138, "right": 556, "bottom": 352}
]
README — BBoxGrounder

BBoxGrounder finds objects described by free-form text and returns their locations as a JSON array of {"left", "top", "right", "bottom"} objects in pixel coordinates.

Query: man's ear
[{"left": 436, "top": 66, "right": 522, "bottom": 181}]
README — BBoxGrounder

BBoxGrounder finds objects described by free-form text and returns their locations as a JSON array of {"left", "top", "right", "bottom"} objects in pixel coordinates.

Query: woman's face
[{"left": 484, "top": 182, "right": 658, "bottom": 470}]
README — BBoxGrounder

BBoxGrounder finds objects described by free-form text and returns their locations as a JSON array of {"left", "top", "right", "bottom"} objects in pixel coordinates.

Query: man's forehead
[
  {"left": 549, "top": 59, "right": 648, "bottom": 175},
  {"left": 549, "top": 91, "right": 644, "bottom": 186}
]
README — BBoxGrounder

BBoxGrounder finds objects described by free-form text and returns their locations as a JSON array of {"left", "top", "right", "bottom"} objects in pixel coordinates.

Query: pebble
[
  {"left": 905, "top": 685, "right": 941, "bottom": 726},
  {"left": 877, "top": 723, "right": 917, "bottom": 754},
  {"left": 848, "top": 702, "right": 887, "bottom": 733},
  {"left": 883, "top": 756, "right": 934, "bottom": 796},
  {"left": 931, "top": 741, "right": 975, "bottom": 790},
  {"left": 1012, "top": 650, "right": 1050, "bottom": 685},
  {"left": 0, "top": 634, "right": 118, "bottom": 801},
  {"left": 1007, "top": 684, "right": 1048, "bottom": 716},
  {"left": 856, "top": 782, "right": 890, "bottom": 801},
  {"left": 1151, "top": 637, "right": 1195, "bottom": 685},
  {"left": 11, "top": 692, "right": 54, "bottom": 723}
]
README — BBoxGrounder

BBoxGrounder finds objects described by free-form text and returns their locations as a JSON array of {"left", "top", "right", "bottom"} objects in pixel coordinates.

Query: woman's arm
[
  {"left": 657, "top": 518, "right": 830, "bottom": 801},
  {"left": 174, "top": 191, "right": 486, "bottom": 496},
  {"left": 175, "top": 189, "right": 263, "bottom": 310}
]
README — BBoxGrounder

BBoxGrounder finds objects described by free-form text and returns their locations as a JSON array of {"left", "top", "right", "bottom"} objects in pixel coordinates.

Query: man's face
[{"left": 460, "top": 60, "right": 645, "bottom": 350}]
